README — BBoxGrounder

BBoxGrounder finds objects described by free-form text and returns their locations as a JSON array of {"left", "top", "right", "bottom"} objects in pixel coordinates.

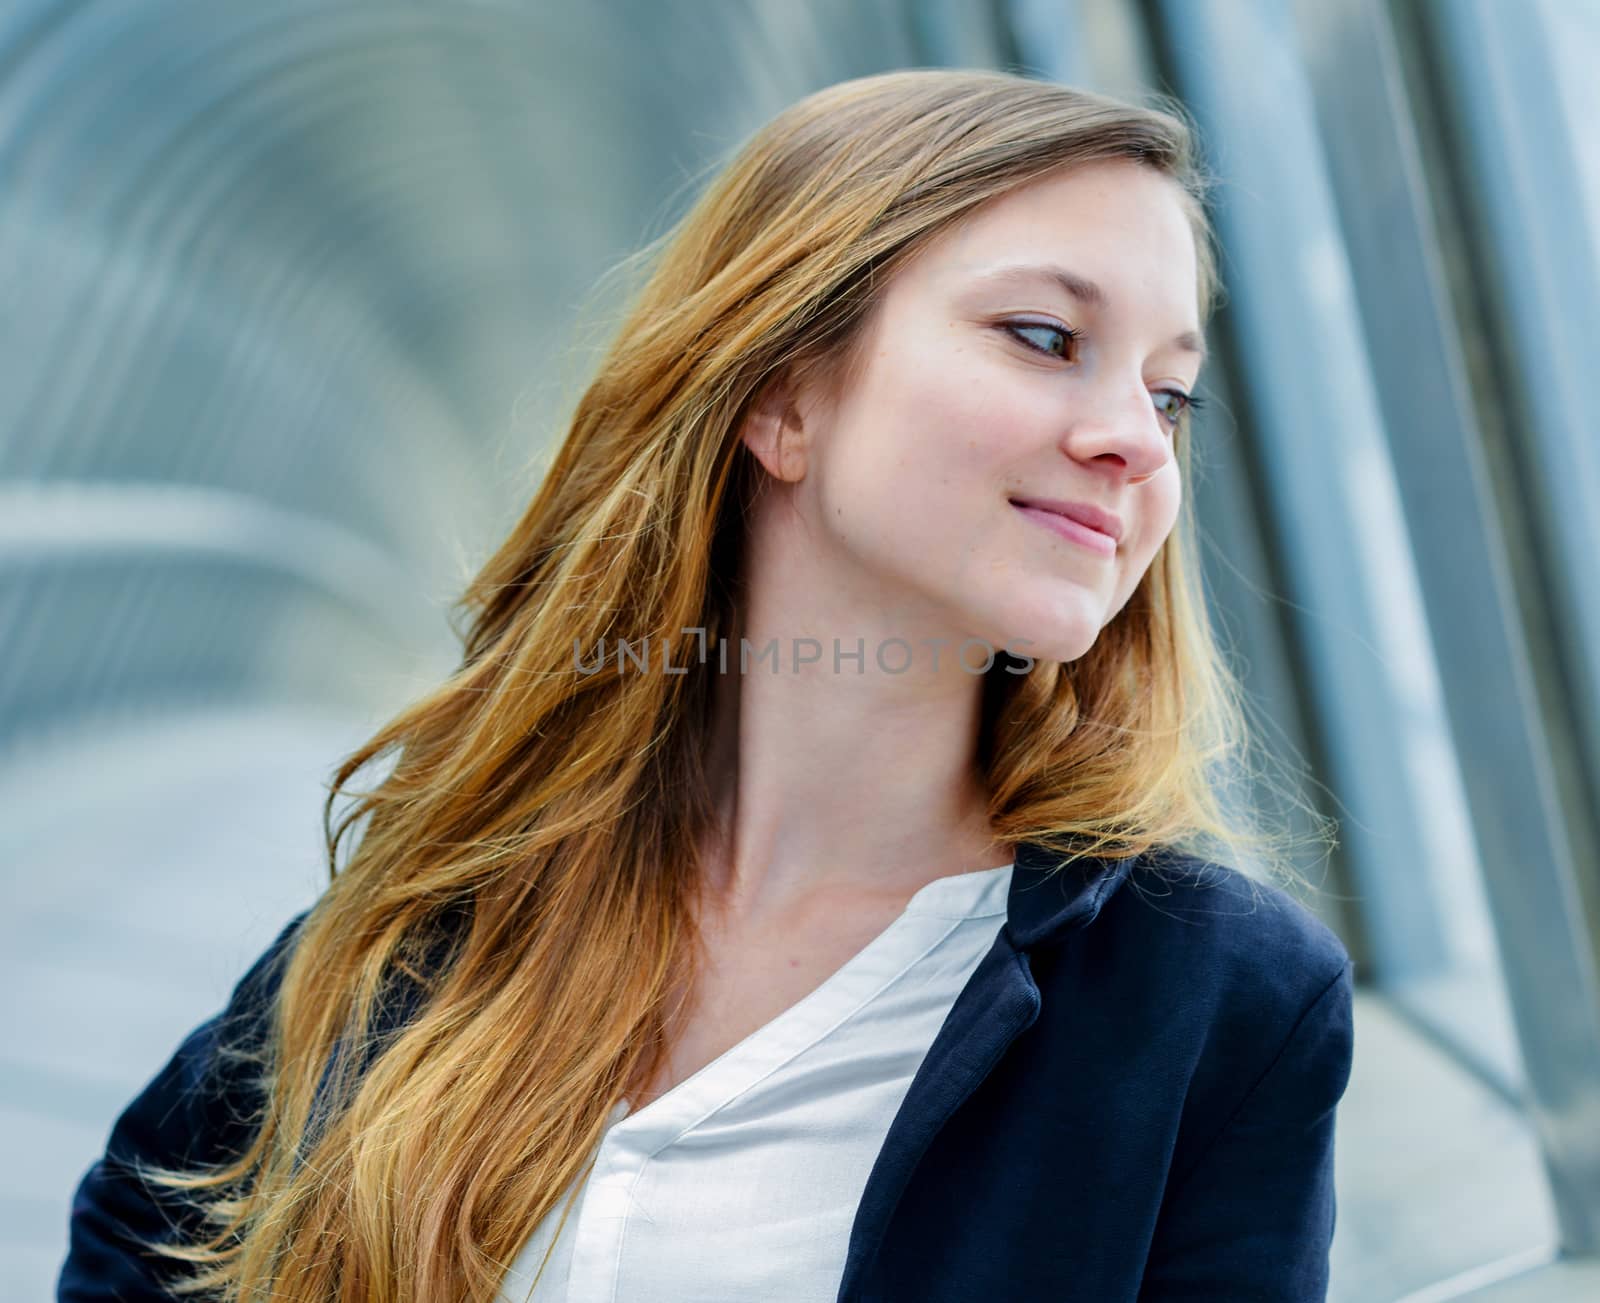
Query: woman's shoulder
[
  {"left": 1126, "top": 847, "right": 1347, "bottom": 957},
  {"left": 1097, "top": 848, "right": 1355, "bottom": 1033},
  {"left": 1065, "top": 850, "right": 1356, "bottom": 1143},
  {"left": 60, "top": 906, "right": 318, "bottom": 1298}
]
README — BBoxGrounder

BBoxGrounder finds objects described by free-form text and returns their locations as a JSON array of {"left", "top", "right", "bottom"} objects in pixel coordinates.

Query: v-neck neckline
[{"left": 604, "top": 861, "right": 1014, "bottom": 1150}]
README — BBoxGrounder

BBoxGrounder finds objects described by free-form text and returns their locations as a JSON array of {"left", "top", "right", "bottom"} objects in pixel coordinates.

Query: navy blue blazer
[{"left": 60, "top": 843, "right": 1356, "bottom": 1301}]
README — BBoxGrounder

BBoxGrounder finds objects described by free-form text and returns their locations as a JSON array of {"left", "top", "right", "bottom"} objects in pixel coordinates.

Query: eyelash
[{"left": 1001, "top": 320, "right": 1207, "bottom": 432}]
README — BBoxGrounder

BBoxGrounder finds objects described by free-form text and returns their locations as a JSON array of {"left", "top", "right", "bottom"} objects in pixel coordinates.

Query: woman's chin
[{"left": 978, "top": 622, "right": 1102, "bottom": 668}]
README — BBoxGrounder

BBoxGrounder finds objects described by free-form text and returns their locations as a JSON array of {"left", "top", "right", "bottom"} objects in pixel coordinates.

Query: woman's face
[{"left": 765, "top": 158, "right": 1203, "bottom": 667}]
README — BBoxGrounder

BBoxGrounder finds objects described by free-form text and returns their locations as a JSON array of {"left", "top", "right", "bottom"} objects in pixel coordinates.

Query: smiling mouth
[{"left": 1009, "top": 499, "right": 1118, "bottom": 558}]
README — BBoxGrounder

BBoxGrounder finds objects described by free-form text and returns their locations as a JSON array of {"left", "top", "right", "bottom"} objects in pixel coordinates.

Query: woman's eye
[
  {"left": 1004, "top": 321, "right": 1078, "bottom": 359},
  {"left": 1153, "top": 387, "right": 1205, "bottom": 431},
  {"left": 1153, "top": 389, "right": 1189, "bottom": 429}
]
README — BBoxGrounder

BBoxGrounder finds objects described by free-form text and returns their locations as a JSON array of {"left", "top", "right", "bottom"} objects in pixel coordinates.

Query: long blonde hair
[{"left": 142, "top": 67, "right": 1330, "bottom": 1301}]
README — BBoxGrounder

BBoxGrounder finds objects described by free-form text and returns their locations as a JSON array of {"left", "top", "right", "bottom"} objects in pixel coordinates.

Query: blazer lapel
[{"left": 834, "top": 842, "right": 1137, "bottom": 1301}]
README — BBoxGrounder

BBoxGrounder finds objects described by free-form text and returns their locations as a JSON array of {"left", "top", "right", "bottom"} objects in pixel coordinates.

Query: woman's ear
[{"left": 739, "top": 372, "right": 810, "bottom": 485}]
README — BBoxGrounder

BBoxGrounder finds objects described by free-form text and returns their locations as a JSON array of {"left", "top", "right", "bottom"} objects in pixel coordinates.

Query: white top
[{"left": 494, "top": 860, "right": 1015, "bottom": 1303}]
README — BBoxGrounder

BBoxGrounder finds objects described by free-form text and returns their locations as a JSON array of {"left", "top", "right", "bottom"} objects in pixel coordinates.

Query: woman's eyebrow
[{"left": 970, "top": 262, "right": 1207, "bottom": 366}]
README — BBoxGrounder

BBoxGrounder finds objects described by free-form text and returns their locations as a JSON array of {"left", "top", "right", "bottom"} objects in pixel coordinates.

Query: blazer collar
[
  {"left": 1004, "top": 840, "right": 1140, "bottom": 949},
  {"left": 835, "top": 839, "right": 1139, "bottom": 1299}
]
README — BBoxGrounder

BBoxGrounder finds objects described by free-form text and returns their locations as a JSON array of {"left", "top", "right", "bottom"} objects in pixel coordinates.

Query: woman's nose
[{"left": 1057, "top": 383, "right": 1172, "bottom": 478}]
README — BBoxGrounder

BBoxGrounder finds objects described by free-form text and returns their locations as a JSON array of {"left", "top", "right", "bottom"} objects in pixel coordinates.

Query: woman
[{"left": 60, "top": 68, "right": 1354, "bottom": 1302}]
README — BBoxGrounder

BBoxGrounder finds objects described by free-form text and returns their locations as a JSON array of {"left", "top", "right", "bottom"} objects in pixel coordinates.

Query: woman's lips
[{"left": 1011, "top": 501, "right": 1117, "bottom": 557}]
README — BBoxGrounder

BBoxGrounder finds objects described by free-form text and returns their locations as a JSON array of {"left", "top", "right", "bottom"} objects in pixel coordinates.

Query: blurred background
[{"left": 4, "top": 0, "right": 1598, "bottom": 1297}]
